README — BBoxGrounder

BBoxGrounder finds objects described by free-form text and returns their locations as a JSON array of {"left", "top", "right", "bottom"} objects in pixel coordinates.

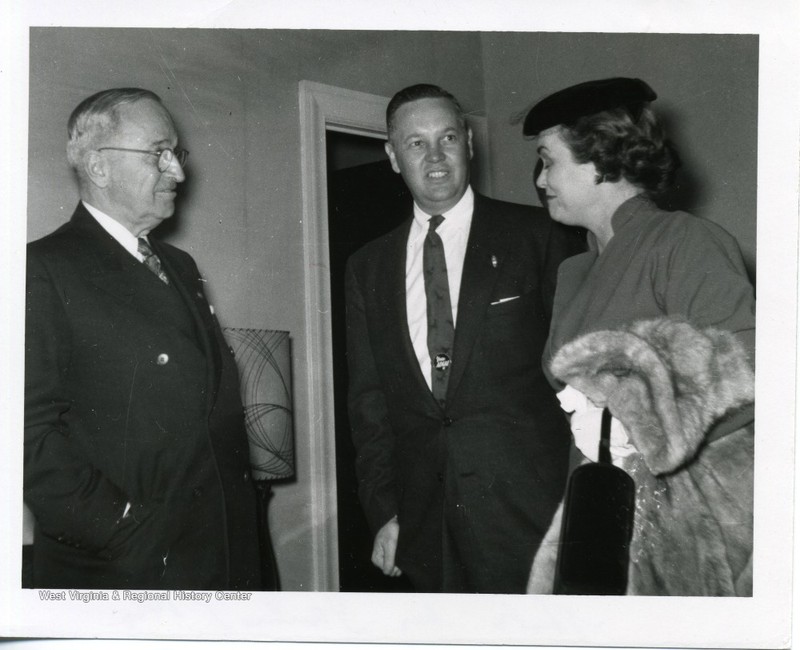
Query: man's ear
[
  {"left": 384, "top": 140, "right": 401, "bottom": 174},
  {"left": 84, "top": 150, "right": 110, "bottom": 188},
  {"left": 466, "top": 126, "right": 474, "bottom": 161}
]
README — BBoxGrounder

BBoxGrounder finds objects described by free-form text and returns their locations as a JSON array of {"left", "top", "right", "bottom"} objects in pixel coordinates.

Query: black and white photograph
[{"left": 1, "top": 1, "right": 798, "bottom": 648}]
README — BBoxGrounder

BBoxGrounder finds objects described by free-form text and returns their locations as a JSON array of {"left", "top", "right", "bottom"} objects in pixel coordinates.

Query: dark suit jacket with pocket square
[{"left": 345, "top": 192, "right": 582, "bottom": 592}]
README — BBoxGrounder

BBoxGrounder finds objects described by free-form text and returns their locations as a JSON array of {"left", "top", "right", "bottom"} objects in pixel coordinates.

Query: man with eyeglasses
[{"left": 24, "top": 88, "right": 263, "bottom": 590}]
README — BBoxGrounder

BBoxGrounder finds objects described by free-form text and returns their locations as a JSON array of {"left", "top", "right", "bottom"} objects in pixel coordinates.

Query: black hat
[{"left": 522, "top": 77, "right": 657, "bottom": 136}]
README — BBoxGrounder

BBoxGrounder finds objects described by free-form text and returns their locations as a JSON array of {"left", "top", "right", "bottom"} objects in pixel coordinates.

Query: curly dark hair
[{"left": 559, "top": 106, "right": 681, "bottom": 195}]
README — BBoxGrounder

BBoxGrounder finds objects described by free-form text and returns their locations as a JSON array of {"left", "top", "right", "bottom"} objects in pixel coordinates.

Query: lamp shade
[{"left": 223, "top": 328, "right": 295, "bottom": 481}]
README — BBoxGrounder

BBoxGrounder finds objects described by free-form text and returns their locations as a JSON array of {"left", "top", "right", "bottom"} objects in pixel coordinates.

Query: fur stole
[{"left": 528, "top": 317, "right": 754, "bottom": 596}]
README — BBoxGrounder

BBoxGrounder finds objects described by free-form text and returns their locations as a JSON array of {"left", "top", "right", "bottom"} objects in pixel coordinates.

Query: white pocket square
[{"left": 490, "top": 295, "right": 520, "bottom": 305}]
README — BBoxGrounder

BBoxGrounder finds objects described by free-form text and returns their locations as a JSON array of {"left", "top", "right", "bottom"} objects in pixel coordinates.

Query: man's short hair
[
  {"left": 66, "top": 87, "right": 164, "bottom": 172},
  {"left": 385, "top": 84, "right": 467, "bottom": 137}
]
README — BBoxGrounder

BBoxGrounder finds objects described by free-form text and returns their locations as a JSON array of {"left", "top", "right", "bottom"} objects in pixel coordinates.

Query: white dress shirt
[
  {"left": 82, "top": 200, "right": 148, "bottom": 262},
  {"left": 406, "top": 186, "right": 474, "bottom": 390}
]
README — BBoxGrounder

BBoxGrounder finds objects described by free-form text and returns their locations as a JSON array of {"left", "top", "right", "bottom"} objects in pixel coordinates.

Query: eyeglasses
[{"left": 97, "top": 147, "right": 189, "bottom": 172}]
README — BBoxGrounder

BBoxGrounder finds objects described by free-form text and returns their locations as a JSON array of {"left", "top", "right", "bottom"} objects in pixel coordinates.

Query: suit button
[
  {"left": 443, "top": 417, "right": 454, "bottom": 427},
  {"left": 436, "top": 472, "right": 444, "bottom": 483},
  {"left": 192, "top": 487, "right": 203, "bottom": 498},
  {"left": 243, "top": 471, "right": 250, "bottom": 482},
  {"left": 157, "top": 353, "right": 169, "bottom": 365}
]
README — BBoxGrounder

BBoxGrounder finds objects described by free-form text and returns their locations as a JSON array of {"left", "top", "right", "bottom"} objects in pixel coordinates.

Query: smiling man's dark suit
[
  {"left": 346, "top": 86, "right": 581, "bottom": 593},
  {"left": 346, "top": 190, "right": 578, "bottom": 593},
  {"left": 24, "top": 89, "right": 261, "bottom": 590}
]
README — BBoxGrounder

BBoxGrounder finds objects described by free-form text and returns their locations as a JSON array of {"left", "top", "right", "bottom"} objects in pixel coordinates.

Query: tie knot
[
  {"left": 138, "top": 238, "right": 155, "bottom": 258},
  {"left": 137, "top": 238, "right": 170, "bottom": 285},
  {"left": 428, "top": 214, "right": 445, "bottom": 232}
]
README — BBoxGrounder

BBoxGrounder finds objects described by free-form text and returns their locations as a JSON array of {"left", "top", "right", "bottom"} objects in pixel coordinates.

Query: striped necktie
[
  {"left": 423, "top": 214, "right": 454, "bottom": 407},
  {"left": 137, "top": 238, "right": 170, "bottom": 285}
]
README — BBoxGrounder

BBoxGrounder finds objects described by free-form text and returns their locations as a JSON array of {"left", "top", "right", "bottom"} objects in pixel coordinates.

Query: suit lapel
[
  {"left": 447, "top": 195, "right": 509, "bottom": 402},
  {"left": 69, "top": 206, "right": 158, "bottom": 308},
  {"left": 380, "top": 217, "right": 437, "bottom": 403},
  {"left": 153, "top": 239, "right": 223, "bottom": 411},
  {"left": 68, "top": 205, "right": 221, "bottom": 411}
]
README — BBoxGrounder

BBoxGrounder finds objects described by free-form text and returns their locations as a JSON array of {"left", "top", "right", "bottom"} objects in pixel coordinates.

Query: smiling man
[
  {"left": 345, "top": 84, "right": 584, "bottom": 593},
  {"left": 24, "top": 88, "right": 262, "bottom": 590}
]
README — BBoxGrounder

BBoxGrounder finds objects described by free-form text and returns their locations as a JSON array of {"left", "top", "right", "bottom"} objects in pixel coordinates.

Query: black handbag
[{"left": 553, "top": 408, "right": 635, "bottom": 595}]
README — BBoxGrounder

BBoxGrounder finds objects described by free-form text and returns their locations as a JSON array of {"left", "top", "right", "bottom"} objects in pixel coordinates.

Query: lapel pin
[
  {"left": 433, "top": 353, "right": 451, "bottom": 370},
  {"left": 491, "top": 255, "right": 498, "bottom": 268}
]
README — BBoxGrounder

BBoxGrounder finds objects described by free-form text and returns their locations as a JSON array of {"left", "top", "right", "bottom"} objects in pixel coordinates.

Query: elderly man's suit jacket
[
  {"left": 25, "top": 203, "right": 261, "bottom": 589},
  {"left": 345, "top": 193, "right": 578, "bottom": 592}
]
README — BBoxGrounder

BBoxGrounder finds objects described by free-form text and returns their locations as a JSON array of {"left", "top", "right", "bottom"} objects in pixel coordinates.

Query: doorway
[{"left": 326, "top": 131, "right": 414, "bottom": 591}]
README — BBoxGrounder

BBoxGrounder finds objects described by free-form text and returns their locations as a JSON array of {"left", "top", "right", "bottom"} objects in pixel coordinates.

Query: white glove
[{"left": 557, "top": 385, "right": 637, "bottom": 466}]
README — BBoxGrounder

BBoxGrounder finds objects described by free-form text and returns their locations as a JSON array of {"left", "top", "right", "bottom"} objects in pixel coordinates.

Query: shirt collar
[
  {"left": 412, "top": 185, "right": 474, "bottom": 233},
  {"left": 82, "top": 200, "right": 143, "bottom": 260}
]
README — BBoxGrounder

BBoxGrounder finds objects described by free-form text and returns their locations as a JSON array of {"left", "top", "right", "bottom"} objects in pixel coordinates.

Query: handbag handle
[{"left": 598, "top": 407, "right": 612, "bottom": 465}]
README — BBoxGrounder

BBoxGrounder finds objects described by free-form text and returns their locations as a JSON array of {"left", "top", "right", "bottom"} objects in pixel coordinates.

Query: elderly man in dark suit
[
  {"left": 24, "top": 88, "right": 261, "bottom": 589},
  {"left": 345, "top": 84, "right": 582, "bottom": 593}
]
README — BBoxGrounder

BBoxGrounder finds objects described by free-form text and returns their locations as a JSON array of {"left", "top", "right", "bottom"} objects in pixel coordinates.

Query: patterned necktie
[
  {"left": 137, "top": 238, "right": 170, "bottom": 285},
  {"left": 423, "top": 214, "right": 455, "bottom": 407}
]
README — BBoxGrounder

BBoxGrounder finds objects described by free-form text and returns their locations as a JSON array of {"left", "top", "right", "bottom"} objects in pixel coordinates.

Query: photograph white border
[{"left": 1, "top": 1, "right": 797, "bottom": 648}]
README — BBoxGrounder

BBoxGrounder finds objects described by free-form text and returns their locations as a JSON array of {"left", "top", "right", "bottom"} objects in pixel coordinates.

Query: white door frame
[{"left": 298, "top": 81, "right": 389, "bottom": 592}]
